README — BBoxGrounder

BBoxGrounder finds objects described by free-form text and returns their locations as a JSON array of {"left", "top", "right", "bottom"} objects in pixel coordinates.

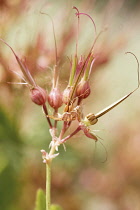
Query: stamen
[
  {"left": 75, "top": 12, "right": 97, "bottom": 35},
  {"left": 90, "top": 27, "right": 108, "bottom": 54},
  {"left": 98, "top": 140, "right": 108, "bottom": 163},
  {"left": 40, "top": 12, "right": 58, "bottom": 66},
  {"left": 73, "top": 6, "right": 80, "bottom": 16},
  {"left": 73, "top": 6, "right": 80, "bottom": 55},
  {"left": 125, "top": 52, "right": 140, "bottom": 89},
  {"left": 40, "top": 11, "right": 59, "bottom": 88},
  {"left": 93, "top": 133, "right": 108, "bottom": 163}
]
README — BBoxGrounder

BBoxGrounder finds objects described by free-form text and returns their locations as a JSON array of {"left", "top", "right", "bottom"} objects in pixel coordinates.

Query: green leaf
[
  {"left": 35, "top": 189, "right": 46, "bottom": 210},
  {"left": 50, "top": 204, "right": 63, "bottom": 210},
  {"left": 0, "top": 106, "right": 23, "bottom": 209},
  {"left": 0, "top": 165, "right": 18, "bottom": 210}
]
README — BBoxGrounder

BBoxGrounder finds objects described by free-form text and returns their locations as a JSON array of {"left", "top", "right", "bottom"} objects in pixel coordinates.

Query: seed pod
[
  {"left": 81, "top": 113, "right": 98, "bottom": 126},
  {"left": 48, "top": 88, "right": 63, "bottom": 109},
  {"left": 86, "top": 113, "right": 98, "bottom": 125},
  {"left": 76, "top": 79, "right": 90, "bottom": 99},
  {"left": 30, "top": 86, "right": 47, "bottom": 105},
  {"left": 62, "top": 86, "right": 73, "bottom": 104}
]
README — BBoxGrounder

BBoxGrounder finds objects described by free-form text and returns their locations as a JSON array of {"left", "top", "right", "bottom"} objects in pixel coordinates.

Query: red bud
[
  {"left": 30, "top": 86, "right": 47, "bottom": 105},
  {"left": 76, "top": 80, "right": 90, "bottom": 99},
  {"left": 48, "top": 88, "right": 63, "bottom": 109},
  {"left": 62, "top": 86, "right": 73, "bottom": 104}
]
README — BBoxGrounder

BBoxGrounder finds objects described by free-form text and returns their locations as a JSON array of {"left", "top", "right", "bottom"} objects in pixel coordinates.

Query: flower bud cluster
[
  {"left": 0, "top": 7, "right": 102, "bottom": 149},
  {"left": 29, "top": 52, "right": 94, "bottom": 109}
]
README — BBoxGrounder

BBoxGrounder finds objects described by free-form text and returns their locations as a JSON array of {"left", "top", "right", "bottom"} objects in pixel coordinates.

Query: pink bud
[
  {"left": 62, "top": 86, "right": 73, "bottom": 104},
  {"left": 76, "top": 79, "right": 90, "bottom": 99},
  {"left": 48, "top": 88, "right": 63, "bottom": 109},
  {"left": 30, "top": 86, "right": 47, "bottom": 105}
]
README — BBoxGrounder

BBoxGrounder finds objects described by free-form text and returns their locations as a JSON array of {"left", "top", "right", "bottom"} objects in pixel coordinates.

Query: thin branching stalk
[{"left": 42, "top": 104, "right": 52, "bottom": 128}]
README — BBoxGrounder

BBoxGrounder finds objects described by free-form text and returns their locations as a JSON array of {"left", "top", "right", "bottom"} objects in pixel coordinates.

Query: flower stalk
[{"left": 46, "top": 162, "right": 51, "bottom": 210}]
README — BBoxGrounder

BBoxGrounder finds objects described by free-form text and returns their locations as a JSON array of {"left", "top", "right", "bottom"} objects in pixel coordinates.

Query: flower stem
[
  {"left": 43, "top": 104, "right": 52, "bottom": 128},
  {"left": 61, "top": 126, "right": 81, "bottom": 143},
  {"left": 46, "top": 161, "right": 51, "bottom": 210}
]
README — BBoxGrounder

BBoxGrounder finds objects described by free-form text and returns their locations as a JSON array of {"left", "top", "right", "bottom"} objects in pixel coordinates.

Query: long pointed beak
[{"left": 95, "top": 88, "right": 137, "bottom": 119}]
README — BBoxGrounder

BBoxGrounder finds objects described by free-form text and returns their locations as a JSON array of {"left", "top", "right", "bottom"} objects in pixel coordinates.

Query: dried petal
[{"left": 80, "top": 124, "right": 98, "bottom": 141}]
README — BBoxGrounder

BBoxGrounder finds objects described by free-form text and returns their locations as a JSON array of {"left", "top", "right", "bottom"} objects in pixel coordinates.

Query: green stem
[
  {"left": 46, "top": 161, "right": 51, "bottom": 210},
  {"left": 83, "top": 55, "right": 93, "bottom": 81},
  {"left": 69, "top": 55, "right": 77, "bottom": 86}
]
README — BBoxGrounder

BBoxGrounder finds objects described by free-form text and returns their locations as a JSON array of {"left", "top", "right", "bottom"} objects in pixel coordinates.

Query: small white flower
[
  {"left": 49, "top": 141, "right": 54, "bottom": 148},
  {"left": 54, "top": 141, "right": 60, "bottom": 151},
  {"left": 40, "top": 149, "right": 59, "bottom": 163},
  {"left": 40, "top": 149, "right": 47, "bottom": 159},
  {"left": 63, "top": 143, "right": 66, "bottom": 152},
  {"left": 49, "top": 153, "right": 59, "bottom": 159},
  {"left": 49, "top": 139, "right": 61, "bottom": 151}
]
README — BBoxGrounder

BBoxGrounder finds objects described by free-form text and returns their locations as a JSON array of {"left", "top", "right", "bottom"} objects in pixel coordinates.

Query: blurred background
[{"left": 0, "top": 0, "right": 140, "bottom": 209}]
